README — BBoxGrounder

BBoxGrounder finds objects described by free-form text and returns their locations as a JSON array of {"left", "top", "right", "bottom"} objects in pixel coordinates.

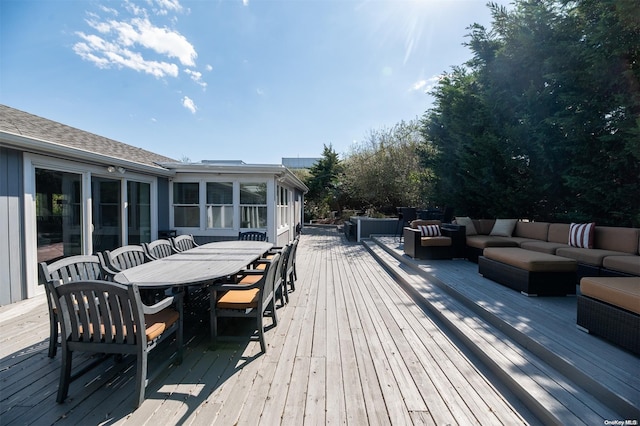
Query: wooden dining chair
[
  {"left": 209, "top": 253, "right": 281, "bottom": 353},
  {"left": 170, "top": 234, "right": 199, "bottom": 252},
  {"left": 47, "top": 279, "right": 183, "bottom": 408},
  {"left": 38, "top": 255, "right": 106, "bottom": 358},
  {"left": 98, "top": 245, "right": 152, "bottom": 278},
  {"left": 143, "top": 239, "right": 176, "bottom": 260},
  {"left": 238, "top": 231, "right": 267, "bottom": 241},
  {"left": 283, "top": 237, "right": 300, "bottom": 293}
]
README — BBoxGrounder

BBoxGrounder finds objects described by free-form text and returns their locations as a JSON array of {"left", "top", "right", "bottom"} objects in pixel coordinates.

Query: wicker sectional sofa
[
  {"left": 577, "top": 276, "right": 640, "bottom": 355},
  {"left": 457, "top": 218, "right": 640, "bottom": 279}
]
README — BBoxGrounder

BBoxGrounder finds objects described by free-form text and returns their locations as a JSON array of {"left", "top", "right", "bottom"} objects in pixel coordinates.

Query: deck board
[
  {"left": 6, "top": 226, "right": 620, "bottom": 425},
  {"left": 369, "top": 235, "right": 639, "bottom": 421}
]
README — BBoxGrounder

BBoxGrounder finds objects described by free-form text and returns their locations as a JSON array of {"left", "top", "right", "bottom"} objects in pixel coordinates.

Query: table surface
[{"left": 113, "top": 241, "right": 273, "bottom": 287}]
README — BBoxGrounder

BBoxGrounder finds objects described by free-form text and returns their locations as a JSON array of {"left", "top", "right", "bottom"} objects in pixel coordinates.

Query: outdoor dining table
[{"left": 113, "top": 241, "right": 273, "bottom": 288}]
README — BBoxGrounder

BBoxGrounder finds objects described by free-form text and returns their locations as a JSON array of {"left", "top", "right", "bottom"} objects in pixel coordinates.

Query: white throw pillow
[
  {"left": 454, "top": 216, "right": 477, "bottom": 236},
  {"left": 490, "top": 219, "right": 518, "bottom": 237},
  {"left": 418, "top": 224, "right": 441, "bottom": 237}
]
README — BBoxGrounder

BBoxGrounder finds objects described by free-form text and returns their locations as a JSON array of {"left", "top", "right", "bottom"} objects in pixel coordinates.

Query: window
[
  {"left": 240, "top": 182, "right": 267, "bottom": 228},
  {"left": 35, "top": 169, "right": 82, "bottom": 263},
  {"left": 173, "top": 182, "right": 200, "bottom": 227},
  {"left": 128, "top": 181, "right": 151, "bottom": 244},
  {"left": 92, "top": 176, "right": 122, "bottom": 251},
  {"left": 277, "top": 185, "right": 289, "bottom": 228},
  {"left": 206, "top": 182, "right": 233, "bottom": 228}
]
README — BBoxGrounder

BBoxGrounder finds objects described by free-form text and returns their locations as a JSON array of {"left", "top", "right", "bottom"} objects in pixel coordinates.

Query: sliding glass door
[
  {"left": 127, "top": 181, "right": 151, "bottom": 245},
  {"left": 91, "top": 176, "right": 121, "bottom": 252},
  {"left": 35, "top": 169, "right": 82, "bottom": 263}
]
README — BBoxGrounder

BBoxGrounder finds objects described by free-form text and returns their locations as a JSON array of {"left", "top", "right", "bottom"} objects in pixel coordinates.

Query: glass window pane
[
  {"left": 240, "top": 183, "right": 266, "bottom": 204},
  {"left": 241, "top": 206, "right": 267, "bottom": 228},
  {"left": 175, "top": 206, "right": 200, "bottom": 227},
  {"left": 207, "top": 205, "right": 233, "bottom": 228},
  {"left": 36, "top": 169, "right": 83, "bottom": 263},
  {"left": 173, "top": 182, "right": 199, "bottom": 204},
  {"left": 128, "top": 181, "right": 151, "bottom": 245},
  {"left": 206, "top": 182, "right": 233, "bottom": 204},
  {"left": 92, "top": 177, "right": 122, "bottom": 251}
]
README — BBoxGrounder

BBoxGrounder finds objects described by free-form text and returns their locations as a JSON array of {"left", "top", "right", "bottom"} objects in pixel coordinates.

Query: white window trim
[
  {"left": 170, "top": 175, "right": 275, "bottom": 239},
  {"left": 23, "top": 153, "right": 157, "bottom": 298}
]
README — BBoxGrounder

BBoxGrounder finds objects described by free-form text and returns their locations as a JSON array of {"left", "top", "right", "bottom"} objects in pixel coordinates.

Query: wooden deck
[
  {"left": 1, "top": 226, "right": 637, "bottom": 425},
  {"left": 367, "top": 235, "right": 639, "bottom": 424}
]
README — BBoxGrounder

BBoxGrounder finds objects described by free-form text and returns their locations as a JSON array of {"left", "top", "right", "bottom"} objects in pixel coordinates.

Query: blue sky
[{"left": 1, "top": 0, "right": 510, "bottom": 164}]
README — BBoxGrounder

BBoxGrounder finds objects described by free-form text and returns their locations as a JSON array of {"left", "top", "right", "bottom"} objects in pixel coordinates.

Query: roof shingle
[{"left": 0, "top": 104, "right": 177, "bottom": 169}]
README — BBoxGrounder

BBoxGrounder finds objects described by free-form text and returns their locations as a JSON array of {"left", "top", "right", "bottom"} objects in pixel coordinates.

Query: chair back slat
[
  {"left": 171, "top": 235, "right": 197, "bottom": 252},
  {"left": 103, "top": 245, "right": 150, "bottom": 272},
  {"left": 262, "top": 252, "right": 281, "bottom": 307},
  {"left": 51, "top": 280, "right": 141, "bottom": 346},
  {"left": 285, "top": 240, "right": 297, "bottom": 276},
  {"left": 39, "top": 255, "right": 103, "bottom": 284},
  {"left": 144, "top": 239, "right": 174, "bottom": 259},
  {"left": 238, "top": 231, "right": 267, "bottom": 241}
]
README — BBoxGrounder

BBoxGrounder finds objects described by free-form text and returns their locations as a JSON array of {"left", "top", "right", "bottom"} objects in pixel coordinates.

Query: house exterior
[{"left": 0, "top": 104, "right": 308, "bottom": 306}]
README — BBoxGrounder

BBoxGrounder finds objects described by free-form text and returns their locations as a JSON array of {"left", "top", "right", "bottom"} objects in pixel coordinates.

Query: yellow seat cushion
[
  {"left": 76, "top": 308, "right": 179, "bottom": 342},
  {"left": 217, "top": 288, "right": 260, "bottom": 310},
  {"left": 144, "top": 309, "right": 180, "bottom": 341},
  {"left": 239, "top": 274, "right": 263, "bottom": 285},
  {"left": 581, "top": 277, "right": 640, "bottom": 315}
]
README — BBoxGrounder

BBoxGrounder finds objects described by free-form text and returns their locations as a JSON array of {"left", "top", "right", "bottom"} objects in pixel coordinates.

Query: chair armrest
[
  {"left": 142, "top": 291, "right": 183, "bottom": 315},
  {"left": 210, "top": 279, "right": 265, "bottom": 292}
]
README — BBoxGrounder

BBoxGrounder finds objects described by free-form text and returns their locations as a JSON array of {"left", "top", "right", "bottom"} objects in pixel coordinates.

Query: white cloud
[
  {"left": 410, "top": 75, "right": 442, "bottom": 93},
  {"left": 256, "top": 88, "right": 265, "bottom": 96},
  {"left": 206, "top": 64, "right": 213, "bottom": 72},
  {"left": 98, "top": 5, "right": 118, "bottom": 16},
  {"left": 412, "top": 79, "right": 428, "bottom": 91},
  {"left": 182, "top": 96, "right": 197, "bottom": 113},
  {"left": 74, "top": 2, "right": 197, "bottom": 79},
  {"left": 185, "top": 69, "right": 207, "bottom": 88},
  {"left": 154, "top": 0, "right": 184, "bottom": 13},
  {"left": 242, "top": 0, "right": 249, "bottom": 6},
  {"left": 74, "top": 32, "right": 179, "bottom": 77}
]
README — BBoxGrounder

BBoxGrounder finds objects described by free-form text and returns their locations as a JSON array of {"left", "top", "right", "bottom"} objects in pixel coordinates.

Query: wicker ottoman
[
  {"left": 577, "top": 276, "right": 640, "bottom": 355},
  {"left": 479, "top": 247, "right": 577, "bottom": 296}
]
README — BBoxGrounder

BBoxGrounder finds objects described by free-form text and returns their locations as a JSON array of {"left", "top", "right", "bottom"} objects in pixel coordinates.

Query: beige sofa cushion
[
  {"left": 474, "top": 219, "right": 496, "bottom": 235},
  {"left": 594, "top": 226, "right": 640, "bottom": 254},
  {"left": 519, "top": 241, "right": 569, "bottom": 255},
  {"left": 547, "top": 223, "right": 570, "bottom": 243},
  {"left": 514, "top": 222, "right": 550, "bottom": 240},
  {"left": 420, "top": 236, "right": 452, "bottom": 247},
  {"left": 466, "top": 235, "right": 519, "bottom": 249},
  {"left": 580, "top": 276, "right": 640, "bottom": 315},
  {"left": 602, "top": 255, "right": 640, "bottom": 276},
  {"left": 490, "top": 219, "right": 518, "bottom": 237},
  {"left": 555, "top": 247, "right": 632, "bottom": 267},
  {"left": 483, "top": 247, "right": 577, "bottom": 272}
]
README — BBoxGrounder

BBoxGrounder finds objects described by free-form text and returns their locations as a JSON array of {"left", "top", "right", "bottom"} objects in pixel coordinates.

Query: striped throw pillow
[
  {"left": 568, "top": 222, "right": 595, "bottom": 248},
  {"left": 418, "top": 224, "right": 441, "bottom": 237}
]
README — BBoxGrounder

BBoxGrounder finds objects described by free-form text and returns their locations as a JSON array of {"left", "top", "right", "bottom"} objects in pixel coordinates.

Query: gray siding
[{"left": 0, "top": 147, "right": 25, "bottom": 305}]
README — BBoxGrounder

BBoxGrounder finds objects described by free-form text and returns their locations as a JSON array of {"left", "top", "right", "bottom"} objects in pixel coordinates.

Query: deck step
[{"left": 363, "top": 238, "right": 622, "bottom": 424}]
